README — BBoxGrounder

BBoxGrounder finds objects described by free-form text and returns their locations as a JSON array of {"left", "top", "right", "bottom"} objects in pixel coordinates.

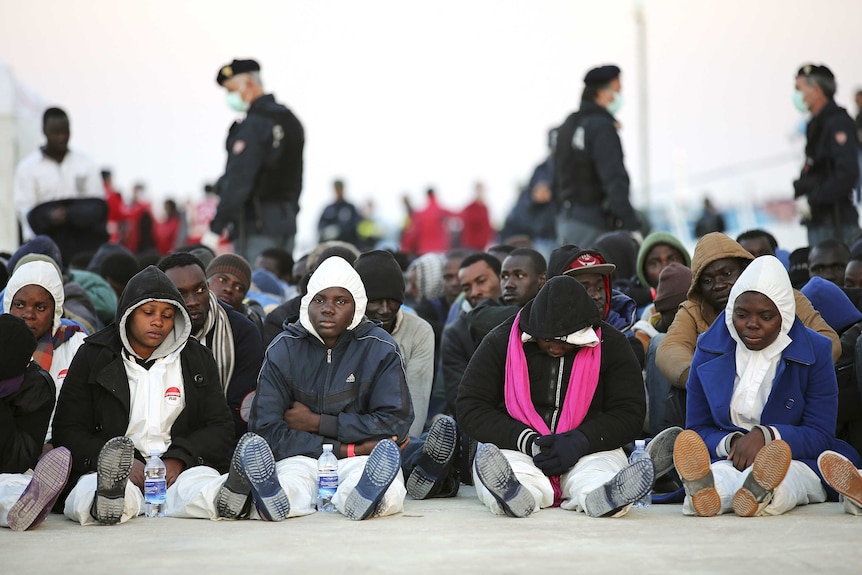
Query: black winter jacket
[
  {"left": 0, "top": 364, "right": 55, "bottom": 473},
  {"left": 457, "top": 316, "right": 645, "bottom": 456}
]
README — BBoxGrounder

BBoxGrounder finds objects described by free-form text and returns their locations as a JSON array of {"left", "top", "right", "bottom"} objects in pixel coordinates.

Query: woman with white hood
[
  {"left": 3, "top": 254, "right": 87, "bottom": 444},
  {"left": 672, "top": 255, "right": 861, "bottom": 517}
]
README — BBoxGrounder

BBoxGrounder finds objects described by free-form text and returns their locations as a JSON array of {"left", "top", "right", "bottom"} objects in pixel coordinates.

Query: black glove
[{"left": 532, "top": 429, "right": 589, "bottom": 477}]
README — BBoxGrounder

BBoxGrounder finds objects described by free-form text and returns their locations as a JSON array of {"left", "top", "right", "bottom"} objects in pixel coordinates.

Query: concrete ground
[{"left": 5, "top": 486, "right": 862, "bottom": 575}]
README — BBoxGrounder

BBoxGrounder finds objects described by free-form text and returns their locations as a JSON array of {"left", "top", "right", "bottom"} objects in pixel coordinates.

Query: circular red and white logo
[{"left": 164, "top": 386, "right": 182, "bottom": 405}]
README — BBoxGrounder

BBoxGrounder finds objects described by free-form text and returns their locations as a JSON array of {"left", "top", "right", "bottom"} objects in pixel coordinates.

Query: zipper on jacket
[
  {"left": 320, "top": 347, "right": 334, "bottom": 408},
  {"left": 549, "top": 356, "right": 564, "bottom": 432},
  {"left": 327, "top": 349, "right": 332, "bottom": 364}
]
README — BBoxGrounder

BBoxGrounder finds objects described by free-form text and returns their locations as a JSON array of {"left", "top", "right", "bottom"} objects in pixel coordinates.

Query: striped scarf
[
  {"left": 195, "top": 294, "right": 235, "bottom": 395},
  {"left": 32, "top": 320, "right": 85, "bottom": 373}
]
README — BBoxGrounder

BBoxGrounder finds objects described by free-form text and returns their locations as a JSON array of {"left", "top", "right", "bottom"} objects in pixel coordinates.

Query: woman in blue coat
[{"left": 673, "top": 255, "right": 860, "bottom": 517}]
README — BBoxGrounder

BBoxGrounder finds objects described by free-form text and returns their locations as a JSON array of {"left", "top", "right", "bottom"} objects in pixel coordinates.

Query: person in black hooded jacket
[
  {"left": 53, "top": 266, "right": 234, "bottom": 525},
  {"left": 457, "top": 276, "right": 652, "bottom": 518}
]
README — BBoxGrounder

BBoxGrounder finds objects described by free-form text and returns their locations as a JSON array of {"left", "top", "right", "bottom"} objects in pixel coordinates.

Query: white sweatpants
[
  {"left": 473, "top": 448, "right": 629, "bottom": 516},
  {"left": 0, "top": 473, "right": 32, "bottom": 528},
  {"left": 682, "top": 460, "right": 826, "bottom": 516},
  {"left": 64, "top": 472, "right": 146, "bottom": 525},
  {"left": 166, "top": 455, "right": 406, "bottom": 520}
]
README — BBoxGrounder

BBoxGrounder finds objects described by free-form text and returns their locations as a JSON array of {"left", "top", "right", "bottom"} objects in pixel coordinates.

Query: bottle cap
[
  {"left": 323, "top": 444, "right": 333, "bottom": 452},
  {"left": 635, "top": 439, "right": 645, "bottom": 449}
]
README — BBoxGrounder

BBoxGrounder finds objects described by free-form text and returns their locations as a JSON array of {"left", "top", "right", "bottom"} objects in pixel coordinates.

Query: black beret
[
  {"left": 584, "top": 65, "right": 621, "bottom": 87},
  {"left": 216, "top": 59, "right": 261, "bottom": 86},
  {"left": 797, "top": 63, "right": 834, "bottom": 79}
]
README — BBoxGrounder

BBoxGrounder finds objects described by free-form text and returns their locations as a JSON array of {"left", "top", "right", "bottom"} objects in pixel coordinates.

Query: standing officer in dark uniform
[
  {"left": 793, "top": 64, "right": 860, "bottom": 246},
  {"left": 554, "top": 64, "right": 640, "bottom": 248},
  {"left": 204, "top": 59, "right": 305, "bottom": 261}
]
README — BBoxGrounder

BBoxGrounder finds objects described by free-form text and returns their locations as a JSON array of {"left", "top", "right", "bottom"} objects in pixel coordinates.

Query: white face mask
[
  {"left": 226, "top": 91, "right": 249, "bottom": 112},
  {"left": 606, "top": 91, "right": 623, "bottom": 115}
]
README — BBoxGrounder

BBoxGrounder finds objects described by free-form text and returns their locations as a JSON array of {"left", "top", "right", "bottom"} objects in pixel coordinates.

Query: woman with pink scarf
[{"left": 457, "top": 275, "right": 653, "bottom": 518}]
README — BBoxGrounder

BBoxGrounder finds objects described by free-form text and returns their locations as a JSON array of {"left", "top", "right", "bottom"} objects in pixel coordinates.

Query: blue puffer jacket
[{"left": 249, "top": 318, "right": 413, "bottom": 460}]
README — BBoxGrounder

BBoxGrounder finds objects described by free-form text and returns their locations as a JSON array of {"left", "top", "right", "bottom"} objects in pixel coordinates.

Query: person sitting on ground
[
  {"left": 206, "top": 253, "right": 265, "bottom": 335},
  {"left": 632, "top": 263, "right": 693, "bottom": 436},
  {"left": 457, "top": 276, "right": 653, "bottom": 518},
  {"left": 547, "top": 245, "right": 643, "bottom": 366},
  {"left": 801, "top": 276, "right": 862, "bottom": 455},
  {"left": 355, "top": 250, "right": 435, "bottom": 438},
  {"left": 99, "top": 251, "right": 141, "bottom": 300},
  {"left": 52, "top": 266, "right": 234, "bottom": 525},
  {"left": 594, "top": 230, "right": 652, "bottom": 310},
  {"left": 736, "top": 228, "right": 790, "bottom": 270},
  {"left": 657, "top": 233, "right": 839, "bottom": 429},
  {"left": 4, "top": 255, "right": 88, "bottom": 446},
  {"left": 669, "top": 256, "right": 860, "bottom": 517},
  {"left": 846, "top": 255, "right": 862, "bottom": 289},
  {"left": 212, "top": 256, "right": 413, "bottom": 521},
  {"left": 0, "top": 314, "right": 73, "bottom": 531},
  {"left": 809, "top": 238, "right": 851, "bottom": 286},
  {"left": 634, "top": 231, "right": 690, "bottom": 314},
  {"left": 159, "top": 252, "right": 263, "bottom": 440}
]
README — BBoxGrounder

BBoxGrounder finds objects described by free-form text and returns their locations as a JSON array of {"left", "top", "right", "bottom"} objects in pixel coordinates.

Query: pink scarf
[{"left": 504, "top": 310, "right": 601, "bottom": 505}]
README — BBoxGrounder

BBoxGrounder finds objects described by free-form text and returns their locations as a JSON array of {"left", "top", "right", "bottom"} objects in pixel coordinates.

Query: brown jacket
[{"left": 656, "top": 233, "right": 840, "bottom": 389}]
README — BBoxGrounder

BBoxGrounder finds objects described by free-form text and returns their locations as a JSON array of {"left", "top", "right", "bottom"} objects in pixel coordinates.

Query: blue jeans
[
  {"left": 807, "top": 224, "right": 861, "bottom": 248},
  {"left": 645, "top": 334, "right": 672, "bottom": 436}
]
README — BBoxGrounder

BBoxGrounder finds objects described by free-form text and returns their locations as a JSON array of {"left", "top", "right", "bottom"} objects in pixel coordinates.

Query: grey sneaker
[
  {"left": 343, "top": 439, "right": 401, "bottom": 520},
  {"left": 236, "top": 433, "right": 290, "bottom": 521},
  {"left": 647, "top": 426, "right": 683, "bottom": 479},
  {"left": 215, "top": 433, "right": 254, "bottom": 519},
  {"left": 583, "top": 458, "right": 655, "bottom": 518},
  {"left": 7, "top": 447, "right": 72, "bottom": 531},
  {"left": 474, "top": 443, "right": 535, "bottom": 518},
  {"left": 406, "top": 415, "right": 458, "bottom": 500},
  {"left": 90, "top": 437, "right": 134, "bottom": 525}
]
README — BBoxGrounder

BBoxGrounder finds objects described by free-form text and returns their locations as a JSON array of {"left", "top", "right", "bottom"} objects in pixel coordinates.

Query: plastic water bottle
[
  {"left": 628, "top": 439, "right": 652, "bottom": 508},
  {"left": 317, "top": 444, "right": 338, "bottom": 512},
  {"left": 144, "top": 451, "right": 167, "bottom": 518}
]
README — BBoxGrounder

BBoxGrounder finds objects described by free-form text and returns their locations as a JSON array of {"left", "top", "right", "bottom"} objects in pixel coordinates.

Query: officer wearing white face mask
[
  {"left": 554, "top": 64, "right": 640, "bottom": 248},
  {"left": 205, "top": 59, "right": 305, "bottom": 262},
  {"left": 792, "top": 63, "right": 860, "bottom": 247}
]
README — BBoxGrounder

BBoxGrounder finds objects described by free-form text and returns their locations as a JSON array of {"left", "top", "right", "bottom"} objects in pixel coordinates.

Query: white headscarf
[
  {"left": 724, "top": 255, "right": 795, "bottom": 428},
  {"left": 300, "top": 256, "right": 368, "bottom": 343},
  {"left": 3, "top": 258, "right": 65, "bottom": 336}
]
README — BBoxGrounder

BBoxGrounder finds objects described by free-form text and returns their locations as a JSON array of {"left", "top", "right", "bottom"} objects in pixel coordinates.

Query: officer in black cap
[
  {"left": 793, "top": 63, "right": 860, "bottom": 246},
  {"left": 553, "top": 64, "right": 640, "bottom": 247},
  {"left": 205, "top": 59, "right": 305, "bottom": 261}
]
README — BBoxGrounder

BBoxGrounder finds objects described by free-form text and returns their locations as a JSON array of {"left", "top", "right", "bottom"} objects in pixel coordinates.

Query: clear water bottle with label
[
  {"left": 628, "top": 439, "right": 652, "bottom": 508},
  {"left": 144, "top": 451, "right": 167, "bottom": 518},
  {"left": 317, "top": 444, "right": 338, "bottom": 512}
]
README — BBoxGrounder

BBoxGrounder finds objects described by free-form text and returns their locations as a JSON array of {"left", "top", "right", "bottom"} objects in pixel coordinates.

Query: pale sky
[{"left": 2, "top": 0, "right": 861, "bottom": 253}]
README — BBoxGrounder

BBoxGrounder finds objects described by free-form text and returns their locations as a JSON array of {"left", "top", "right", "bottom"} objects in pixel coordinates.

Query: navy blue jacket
[
  {"left": 686, "top": 312, "right": 861, "bottom": 478},
  {"left": 249, "top": 318, "right": 413, "bottom": 460}
]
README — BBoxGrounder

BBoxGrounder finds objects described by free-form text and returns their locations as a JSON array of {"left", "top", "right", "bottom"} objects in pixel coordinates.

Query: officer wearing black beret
[
  {"left": 205, "top": 59, "right": 305, "bottom": 260},
  {"left": 793, "top": 63, "right": 860, "bottom": 246},
  {"left": 554, "top": 64, "right": 640, "bottom": 247}
]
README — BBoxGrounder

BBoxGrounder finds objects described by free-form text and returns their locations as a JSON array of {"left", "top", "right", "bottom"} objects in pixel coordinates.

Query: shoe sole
[
  {"left": 406, "top": 416, "right": 458, "bottom": 500},
  {"left": 216, "top": 433, "right": 254, "bottom": 519},
  {"left": 818, "top": 451, "right": 862, "bottom": 508},
  {"left": 583, "top": 458, "right": 655, "bottom": 518},
  {"left": 94, "top": 437, "right": 134, "bottom": 525},
  {"left": 673, "top": 430, "right": 721, "bottom": 517},
  {"left": 647, "top": 427, "right": 683, "bottom": 478},
  {"left": 732, "top": 440, "right": 792, "bottom": 517},
  {"left": 474, "top": 443, "right": 535, "bottom": 518},
  {"left": 7, "top": 447, "right": 72, "bottom": 531},
  {"left": 344, "top": 439, "right": 401, "bottom": 520},
  {"left": 238, "top": 435, "right": 290, "bottom": 522}
]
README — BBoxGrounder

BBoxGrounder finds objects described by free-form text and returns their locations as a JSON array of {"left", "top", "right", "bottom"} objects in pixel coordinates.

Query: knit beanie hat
[
  {"left": 354, "top": 250, "right": 405, "bottom": 303},
  {"left": 788, "top": 247, "right": 811, "bottom": 290},
  {"left": 0, "top": 314, "right": 38, "bottom": 397},
  {"left": 207, "top": 254, "right": 252, "bottom": 292},
  {"left": 519, "top": 276, "right": 600, "bottom": 339},
  {"left": 7, "top": 235, "right": 64, "bottom": 273},
  {"left": 653, "top": 263, "right": 693, "bottom": 313}
]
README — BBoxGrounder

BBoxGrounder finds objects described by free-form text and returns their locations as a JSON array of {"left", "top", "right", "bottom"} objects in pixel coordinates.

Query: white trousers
[
  {"left": 0, "top": 473, "right": 32, "bottom": 528},
  {"left": 682, "top": 460, "right": 826, "bottom": 516},
  {"left": 166, "top": 455, "right": 406, "bottom": 521},
  {"left": 64, "top": 472, "right": 146, "bottom": 525},
  {"left": 473, "top": 448, "right": 629, "bottom": 516}
]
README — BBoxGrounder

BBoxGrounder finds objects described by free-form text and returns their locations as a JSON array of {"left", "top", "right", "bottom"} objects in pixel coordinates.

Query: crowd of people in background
[{"left": 4, "top": 60, "right": 862, "bottom": 531}]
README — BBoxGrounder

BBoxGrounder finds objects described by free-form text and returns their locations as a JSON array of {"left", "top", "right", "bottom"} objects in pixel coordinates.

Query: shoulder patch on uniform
[
  {"left": 232, "top": 139, "right": 246, "bottom": 154},
  {"left": 835, "top": 131, "right": 847, "bottom": 145}
]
